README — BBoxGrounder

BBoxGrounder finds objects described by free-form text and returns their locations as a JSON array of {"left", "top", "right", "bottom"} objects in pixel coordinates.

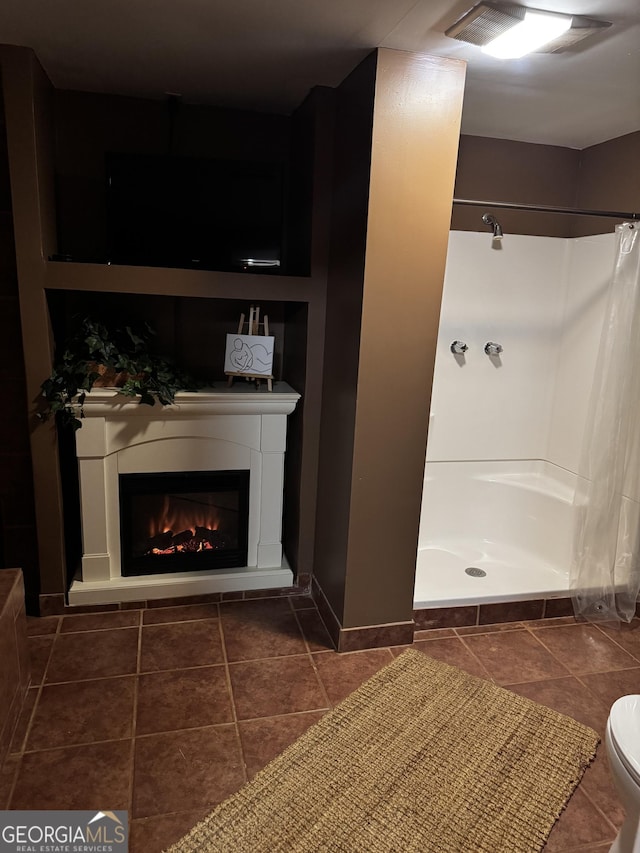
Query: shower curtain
[{"left": 571, "top": 222, "right": 640, "bottom": 623}]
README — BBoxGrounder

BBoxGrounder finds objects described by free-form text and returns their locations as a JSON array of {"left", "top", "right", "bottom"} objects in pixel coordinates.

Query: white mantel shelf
[
  {"left": 68, "top": 382, "right": 301, "bottom": 606},
  {"left": 76, "top": 383, "right": 300, "bottom": 418}
]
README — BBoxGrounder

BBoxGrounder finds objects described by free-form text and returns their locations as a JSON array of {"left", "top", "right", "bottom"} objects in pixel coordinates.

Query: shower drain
[{"left": 465, "top": 567, "right": 487, "bottom": 578}]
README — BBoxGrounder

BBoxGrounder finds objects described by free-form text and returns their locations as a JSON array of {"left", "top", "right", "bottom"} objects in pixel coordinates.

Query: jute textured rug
[{"left": 166, "top": 648, "right": 599, "bottom": 853}]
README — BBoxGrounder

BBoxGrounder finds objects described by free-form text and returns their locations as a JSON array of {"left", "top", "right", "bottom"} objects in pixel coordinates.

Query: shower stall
[{"left": 415, "top": 207, "right": 630, "bottom": 611}]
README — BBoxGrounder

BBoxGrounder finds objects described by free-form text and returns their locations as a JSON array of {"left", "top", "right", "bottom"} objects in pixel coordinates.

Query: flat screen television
[{"left": 105, "top": 153, "right": 285, "bottom": 272}]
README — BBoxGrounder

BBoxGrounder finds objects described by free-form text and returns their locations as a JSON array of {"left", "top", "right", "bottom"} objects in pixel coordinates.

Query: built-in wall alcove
[
  {"left": 52, "top": 89, "right": 315, "bottom": 276},
  {"left": 45, "top": 289, "right": 298, "bottom": 382},
  {"left": 45, "top": 288, "right": 310, "bottom": 594}
]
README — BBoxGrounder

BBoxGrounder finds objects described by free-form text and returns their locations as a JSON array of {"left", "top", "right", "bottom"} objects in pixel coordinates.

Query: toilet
[{"left": 606, "top": 695, "right": 640, "bottom": 852}]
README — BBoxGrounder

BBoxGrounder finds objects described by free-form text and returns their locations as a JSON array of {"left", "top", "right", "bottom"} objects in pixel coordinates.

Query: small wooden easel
[{"left": 226, "top": 305, "right": 274, "bottom": 391}]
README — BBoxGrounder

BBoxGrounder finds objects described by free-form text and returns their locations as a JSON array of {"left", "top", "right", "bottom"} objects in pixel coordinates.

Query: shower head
[{"left": 482, "top": 213, "right": 504, "bottom": 240}]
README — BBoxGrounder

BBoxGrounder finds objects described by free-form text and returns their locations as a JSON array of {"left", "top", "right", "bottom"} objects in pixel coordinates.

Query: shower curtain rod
[{"left": 453, "top": 198, "right": 639, "bottom": 221}]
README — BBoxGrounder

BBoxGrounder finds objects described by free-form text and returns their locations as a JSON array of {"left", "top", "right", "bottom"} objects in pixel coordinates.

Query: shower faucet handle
[
  {"left": 484, "top": 342, "right": 503, "bottom": 356},
  {"left": 450, "top": 340, "right": 468, "bottom": 355}
]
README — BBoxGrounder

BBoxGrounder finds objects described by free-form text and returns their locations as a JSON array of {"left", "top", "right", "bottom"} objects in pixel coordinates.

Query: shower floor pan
[{"left": 414, "top": 539, "right": 569, "bottom": 609}]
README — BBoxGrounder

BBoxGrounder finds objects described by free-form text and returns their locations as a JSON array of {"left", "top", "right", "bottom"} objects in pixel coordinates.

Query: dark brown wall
[
  {"left": 452, "top": 135, "right": 580, "bottom": 237},
  {"left": 279, "top": 88, "right": 334, "bottom": 574},
  {"left": 281, "top": 300, "right": 308, "bottom": 568},
  {"left": 2, "top": 47, "right": 66, "bottom": 598},
  {"left": 313, "top": 52, "right": 376, "bottom": 622},
  {"left": 453, "top": 132, "right": 639, "bottom": 238},
  {"left": 0, "top": 75, "right": 39, "bottom": 609},
  {"left": 573, "top": 131, "right": 640, "bottom": 236},
  {"left": 315, "top": 49, "right": 466, "bottom": 629}
]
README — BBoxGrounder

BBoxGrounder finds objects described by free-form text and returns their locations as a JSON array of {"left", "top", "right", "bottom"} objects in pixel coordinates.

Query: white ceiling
[{"left": 0, "top": 0, "right": 639, "bottom": 149}]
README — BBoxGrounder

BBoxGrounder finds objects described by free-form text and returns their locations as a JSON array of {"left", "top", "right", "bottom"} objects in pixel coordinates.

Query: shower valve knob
[
  {"left": 484, "top": 342, "right": 503, "bottom": 356},
  {"left": 450, "top": 340, "right": 468, "bottom": 355}
]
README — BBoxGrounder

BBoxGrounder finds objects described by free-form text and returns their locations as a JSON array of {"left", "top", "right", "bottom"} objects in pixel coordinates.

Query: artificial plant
[{"left": 39, "top": 316, "right": 200, "bottom": 430}]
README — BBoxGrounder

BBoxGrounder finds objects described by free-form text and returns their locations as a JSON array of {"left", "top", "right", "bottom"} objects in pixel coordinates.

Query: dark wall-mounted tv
[{"left": 106, "top": 153, "right": 285, "bottom": 272}]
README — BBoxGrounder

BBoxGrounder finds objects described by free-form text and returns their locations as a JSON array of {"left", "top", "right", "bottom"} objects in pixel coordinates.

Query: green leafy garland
[{"left": 39, "top": 317, "right": 200, "bottom": 430}]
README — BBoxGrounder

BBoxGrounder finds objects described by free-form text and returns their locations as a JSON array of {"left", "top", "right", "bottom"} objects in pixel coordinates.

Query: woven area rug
[{"left": 166, "top": 648, "right": 599, "bottom": 853}]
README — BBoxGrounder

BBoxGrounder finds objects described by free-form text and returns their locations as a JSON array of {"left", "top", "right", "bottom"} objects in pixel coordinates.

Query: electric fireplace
[
  {"left": 68, "top": 385, "right": 300, "bottom": 605},
  {"left": 119, "top": 470, "right": 249, "bottom": 576}
]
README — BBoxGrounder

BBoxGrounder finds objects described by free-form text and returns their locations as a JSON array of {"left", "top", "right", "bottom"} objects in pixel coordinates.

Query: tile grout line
[
  {"left": 26, "top": 614, "right": 62, "bottom": 639},
  {"left": 132, "top": 619, "right": 221, "bottom": 676},
  {"left": 572, "top": 669, "right": 620, "bottom": 717},
  {"left": 216, "top": 604, "right": 248, "bottom": 785},
  {"left": 290, "top": 600, "right": 333, "bottom": 710},
  {"left": 56, "top": 609, "right": 143, "bottom": 634},
  {"left": 57, "top": 625, "right": 140, "bottom": 634},
  {"left": 29, "top": 671, "right": 151, "bottom": 688},
  {"left": 453, "top": 623, "right": 524, "bottom": 638},
  {"left": 577, "top": 784, "right": 621, "bottom": 842},
  {"left": 591, "top": 621, "right": 640, "bottom": 665},
  {"left": 129, "top": 610, "right": 143, "bottom": 819},
  {"left": 453, "top": 634, "right": 498, "bottom": 683},
  {"left": 518, "top": 622, "right": 576, "bottom": 676},
  {"left": 133, "top": 721, "right": 252, "bottom": 741},
  {"left": 19, "top": 721, "right": 242, "bottom": 756},
  {"left": 6, "top": 618, "right": 61, "bottom": 807},
  {"left": 527, "top": 621, "right": 640, "bottom": 677},
  {"left": 20, "top": 734, "right": 140, "bottom": 757},
  {"left": 233, "top": 707, "right": 330, "bottom": 726},
  {"left": 89, "top": 648, "right": 355, "bottom": 680},
  {"left": 0, "top": 758, "right": 20, "bottom": 810}
]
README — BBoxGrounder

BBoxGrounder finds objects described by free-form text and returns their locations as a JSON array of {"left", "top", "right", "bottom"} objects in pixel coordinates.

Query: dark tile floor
[{"left": 2, "top": 596, "right": 637, "bottom": 852}]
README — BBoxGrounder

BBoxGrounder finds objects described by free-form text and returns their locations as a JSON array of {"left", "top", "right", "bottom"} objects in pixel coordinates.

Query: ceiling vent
[{"left": 445, "top": 3, "right": 611, "bottom": 53}]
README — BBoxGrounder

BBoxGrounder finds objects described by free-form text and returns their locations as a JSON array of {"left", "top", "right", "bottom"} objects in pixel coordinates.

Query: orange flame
[{"left": 148, "top": 495, "right": 220, "bottom": 538}]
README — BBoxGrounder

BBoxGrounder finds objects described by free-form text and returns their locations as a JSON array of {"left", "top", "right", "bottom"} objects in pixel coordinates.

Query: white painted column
[{"left": 76, "top": 416, "right": 112, "bottom": 582}]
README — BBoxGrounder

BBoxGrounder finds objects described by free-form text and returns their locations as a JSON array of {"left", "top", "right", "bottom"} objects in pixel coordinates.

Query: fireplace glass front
[{"left": 119, "top": 470, "right": 249, "bottom": 576}]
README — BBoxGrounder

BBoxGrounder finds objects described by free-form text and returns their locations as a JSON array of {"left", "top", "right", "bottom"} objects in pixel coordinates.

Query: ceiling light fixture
[
  {"left": 481, "top": 9, "right": 571, "bottom": 58},
  {"left": 445, "top": 3, "right": 611, "bottom": 58}
]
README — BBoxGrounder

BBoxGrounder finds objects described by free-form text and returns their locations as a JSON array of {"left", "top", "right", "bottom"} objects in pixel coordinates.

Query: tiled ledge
[
  {"left": 413, "top": 596, "right": 575, "bottom": 631},
  {"left": 0, "top": 569, "right": 29, "bottom": 769}
]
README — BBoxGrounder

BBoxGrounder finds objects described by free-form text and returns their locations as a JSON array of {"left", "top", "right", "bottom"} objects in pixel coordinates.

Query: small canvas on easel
[
  {"left": 225, "top": 305, "right": 275, "bottom": 391},
  {"left": 224, "top": 334, "right": 274, "bottom": 377}
]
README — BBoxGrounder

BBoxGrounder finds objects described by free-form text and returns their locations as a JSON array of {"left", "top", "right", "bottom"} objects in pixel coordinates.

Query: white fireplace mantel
[{"left": 68, "top": 383, "right": 301, "bottom": 606}]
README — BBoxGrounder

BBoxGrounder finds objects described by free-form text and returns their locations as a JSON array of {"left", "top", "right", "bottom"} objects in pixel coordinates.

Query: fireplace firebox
[{"left": 119, "top": 470, "right": 249, "bottom": 576}]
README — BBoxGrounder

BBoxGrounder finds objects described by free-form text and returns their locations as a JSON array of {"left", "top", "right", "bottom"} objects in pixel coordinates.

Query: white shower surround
[
  {"left": 68, "top": 384, "right": 300, "bottom": 605},
  {"left": 416, "top": 460, "right": 575, "bottom": 608},
  {"left": 417, "top": 231, "right": 617, "bottom": 607}
]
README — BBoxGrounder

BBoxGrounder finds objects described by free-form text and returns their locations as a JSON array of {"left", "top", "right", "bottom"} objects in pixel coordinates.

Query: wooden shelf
[{"left": 45, "top": 259, "right": 316, "bottom": 303}]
